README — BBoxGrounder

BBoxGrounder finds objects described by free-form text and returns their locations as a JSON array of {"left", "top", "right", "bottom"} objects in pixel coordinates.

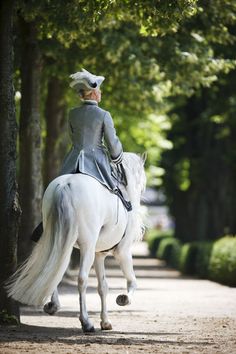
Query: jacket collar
[{"left": 83, "top": 99, "right": 98, "bottom": 106}]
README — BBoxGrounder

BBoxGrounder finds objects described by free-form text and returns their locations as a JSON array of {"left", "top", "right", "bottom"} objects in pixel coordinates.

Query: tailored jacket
[{"left": 59, "top": 100, "right": 123, "bottom": 190}]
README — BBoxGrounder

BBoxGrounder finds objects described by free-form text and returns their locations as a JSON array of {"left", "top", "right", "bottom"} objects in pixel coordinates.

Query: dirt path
[{"left": 1, "top": 242, "right": 236, "bottom": 354}]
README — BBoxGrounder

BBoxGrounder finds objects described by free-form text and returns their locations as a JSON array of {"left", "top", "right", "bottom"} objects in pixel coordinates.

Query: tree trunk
[
  {"left": 18, "top": 18, "right": 43, "bottom": 261},
  {"left": 0, "top": 0, "right": 21, "bottom": 324},
  {"left": 44, "top": 77, "right": 66, "bottom": 187}
]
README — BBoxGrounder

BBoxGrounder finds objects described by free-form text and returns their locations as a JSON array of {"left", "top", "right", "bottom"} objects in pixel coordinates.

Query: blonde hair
[
  {"left": 79, "top": 88, "right": 100, "bottom": 101},
  {"left": 79, "top": 89, "right": 93, "bottom": 99}
]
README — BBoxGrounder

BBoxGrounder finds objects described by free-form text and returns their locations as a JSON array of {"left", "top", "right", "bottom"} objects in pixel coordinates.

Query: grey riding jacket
[{"left": 59, "top": 100, "right": 123, "bottom": 190}]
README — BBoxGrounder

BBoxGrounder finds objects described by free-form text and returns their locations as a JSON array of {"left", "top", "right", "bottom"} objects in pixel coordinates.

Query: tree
[
  {"left": 161, "top": 70, "right": 236, "bottom": 242},
  {"left": 43, "top": 76, "right": 66, "bottom": 186},
  {"left": 0, "top": 0, "right": 21, "bottom": 324},
  {"left": 17, "top": 17, "right": 43, "bottom": 261},
  {"left": 159, "top": 0, "right": 236, "bottom": 241}
]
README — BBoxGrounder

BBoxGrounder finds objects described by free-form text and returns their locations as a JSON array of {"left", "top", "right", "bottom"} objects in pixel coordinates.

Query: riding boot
[
  {"left": 114, "top": 188, "right": 132, "bottom": 212},
  {"left": 31, "top": 221, "right": 43, "bottom": 242}
]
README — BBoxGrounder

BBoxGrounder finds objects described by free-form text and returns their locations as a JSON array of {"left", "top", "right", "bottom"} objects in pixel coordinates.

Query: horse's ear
[{"left": 141, "top": 152, "right": 147, "bottom": 165}]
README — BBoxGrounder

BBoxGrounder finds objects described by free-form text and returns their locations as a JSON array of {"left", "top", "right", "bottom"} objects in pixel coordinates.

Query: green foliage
[
  {"left": 175, "top": 158, "right": 191, "bottom": 191},
  {"left": 159, "top": 0, "right": 236, "bottom": 241},
  {"left": 179, "top": 242, "right": 199, "bottom": 275},
  {"left": 157, "top": 237, "right": 182, "bottom": 268},
  {"left": 156, "top": 239, "right": 213, "bottom": 276},
  {"left": 208, "top": 236, "right": 236, "bottom": 286},
  {"left": 195, "top": 242, "right": 213, "bottom": 278},
  {"left": 169, "top": 239, "right": 182, "bottom": 268},
  {"left": 150, "top": 234, "right": 236, "bottom": 286},
  {"left": 0, "top": 310, "right": 19, "bottom": 326},
  {"left": 146, "top": 229, "right": 173, "bottom": 257},
  {"left": 104, "top": 1, "right": 198, "bottom": 37}
]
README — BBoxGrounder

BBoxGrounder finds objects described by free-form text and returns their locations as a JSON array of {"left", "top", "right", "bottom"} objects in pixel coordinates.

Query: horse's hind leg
[
  {"left": 78, "top": 245, "right": 96, "bottom": 332},
  {"left": 94, "top": 253, "right": 112, "bottom": 330},
  {"left": 43, "top": 288, "right": 60, "bottom": 315},
  {"left": 113, "top": 246, "right": 137, "bottom": 306}
]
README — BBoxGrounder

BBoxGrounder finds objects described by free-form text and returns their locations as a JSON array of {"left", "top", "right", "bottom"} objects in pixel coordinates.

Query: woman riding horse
[{"left": 32, "top": 69, "right": 131, "bottom": 241}]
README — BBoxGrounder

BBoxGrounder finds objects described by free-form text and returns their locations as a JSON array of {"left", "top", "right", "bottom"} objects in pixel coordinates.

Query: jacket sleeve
[{"left": 103, "top": 111, "right": 123, "bottom": 164}]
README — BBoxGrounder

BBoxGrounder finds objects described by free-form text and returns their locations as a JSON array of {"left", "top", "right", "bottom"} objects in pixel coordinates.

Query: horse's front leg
[
  {"left": 78, "top": 246, "right": 95, "bottom": 332},
  {"left": 43, "top": 288, "right": 60, "bottom": 315},
  {"left": 114, "top": 246, "right": 137, "bottom": 306},
  {"left": 94, "top": 253, "right": 112, "bottom": 330}
]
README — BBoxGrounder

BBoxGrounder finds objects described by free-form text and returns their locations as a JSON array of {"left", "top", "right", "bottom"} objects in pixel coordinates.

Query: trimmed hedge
[
  {"left": 169, "top": 239, "right": 182, "bottom": 268},
  {"left": 195, "top": 242, "right": 213, "bottom": 278},
  {"left": 157, "top": 237, "right": 181, "bottom": 267},
  {"left": 178, "top": 242, "right": 199, "bottom": 275},
  {"left": 208, "top": 236, "right": 236, "bottom": 286},
  {"left": 146, "top": 229, "right": 173, "bottom": 257},
  {"left": 148, "top": 230, "right": 236, "bottom": 286}
]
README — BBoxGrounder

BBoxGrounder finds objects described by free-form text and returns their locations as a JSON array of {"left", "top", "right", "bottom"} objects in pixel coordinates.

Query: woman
[
  {"left": 31, "top": 69, "right": 131, "bottom": 242},
  {"left": 60, "top": 69, "right": 126, "bottom": 193}
]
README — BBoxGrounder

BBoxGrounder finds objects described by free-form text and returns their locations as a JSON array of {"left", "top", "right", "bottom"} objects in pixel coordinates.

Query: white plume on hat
[{"left": 69, "top": 68, "right": 105, "bottom": 92}]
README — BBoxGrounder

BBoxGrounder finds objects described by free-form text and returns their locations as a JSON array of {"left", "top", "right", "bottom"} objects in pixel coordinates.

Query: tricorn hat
[{"left": 69, "top": 68, "right": 105, "bottom": 93}]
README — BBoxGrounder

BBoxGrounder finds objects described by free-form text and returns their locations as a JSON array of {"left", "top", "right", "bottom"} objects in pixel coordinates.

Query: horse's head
[{"left": 122, "top": 152, "right": 146, "bottom": 207}]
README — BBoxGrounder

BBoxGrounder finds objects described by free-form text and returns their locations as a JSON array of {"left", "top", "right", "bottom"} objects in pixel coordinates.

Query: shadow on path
[{"left": 0, "top": 324, "right": 214, "bottom": 347}]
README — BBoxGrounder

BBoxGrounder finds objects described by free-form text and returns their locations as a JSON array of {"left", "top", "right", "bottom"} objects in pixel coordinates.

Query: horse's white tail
[{"left": 5, "top": 182, "right": 78, "bottom": 306}]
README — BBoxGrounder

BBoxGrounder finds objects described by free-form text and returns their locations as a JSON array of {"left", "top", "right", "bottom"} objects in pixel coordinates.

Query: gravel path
[{"left": 1, "top": 242, "right": 236, "bottom": 353}]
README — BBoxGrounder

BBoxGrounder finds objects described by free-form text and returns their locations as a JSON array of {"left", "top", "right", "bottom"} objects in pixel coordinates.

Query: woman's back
[{"left": 69, "top": 102, "right": 105, "bottom": 150}]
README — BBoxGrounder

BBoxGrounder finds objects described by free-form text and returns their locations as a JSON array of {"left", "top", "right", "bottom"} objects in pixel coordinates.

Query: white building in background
[{"left": 141, "top": 187, "right": 174, "bottom": 231}]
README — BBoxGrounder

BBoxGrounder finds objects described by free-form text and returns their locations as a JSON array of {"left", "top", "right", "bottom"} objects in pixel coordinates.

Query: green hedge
[
  {"left": 195, "top": 242, "right": 213, "bottom": 278},
  {"left": 208, "top": 236, "right": 236, "bottom": 286},
  {"left": 169, "top": 239, "right": 182, "bottom": 268},
  {"left": 157, "top": 237, "right": 181, "bottom": 267},
  {"left": 178, "top": 242, "right": 199, "bottom": 275},
  {"left": 171, "top": 241, "right": 213, "bottom": 276},
  {"left": 148, "top": 232, "right": 236, "bottom": 287},
  {"left": 146, "top": 229, "right": 173, "bottom": 257}
]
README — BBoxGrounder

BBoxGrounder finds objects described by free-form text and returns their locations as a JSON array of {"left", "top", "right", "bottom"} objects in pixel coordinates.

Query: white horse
[{"left": 6, "top": 153, "right": 146, "bottom": 332}]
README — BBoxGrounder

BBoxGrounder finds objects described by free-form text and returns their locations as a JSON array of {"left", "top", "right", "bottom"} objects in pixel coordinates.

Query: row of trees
[
  {"left": 0, "top": 0, "right": 198, "bottom": 323},
  {"left": 160, "top": 1, "right": 236, "bottom": 242},
  {"left": 1, "top": 0, "right": 236, "bottom": 322}
]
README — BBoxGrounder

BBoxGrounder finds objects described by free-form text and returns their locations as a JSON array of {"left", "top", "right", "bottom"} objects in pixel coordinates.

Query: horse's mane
[
  {"left": 122, "top": 153, "right": 146, "bottom": 242},
  {"left": 122, "top": 153, "right": 146, "bottom": 197}
]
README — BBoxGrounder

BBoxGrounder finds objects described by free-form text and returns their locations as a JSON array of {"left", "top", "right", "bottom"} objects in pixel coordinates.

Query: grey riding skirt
[{"left": 59, "top": 145, "right": 118, "bottom": 191}]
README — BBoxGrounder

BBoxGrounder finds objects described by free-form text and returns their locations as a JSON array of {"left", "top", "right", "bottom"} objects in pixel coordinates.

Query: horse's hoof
[
  {"left": 43, "top": 302, "right": 59, "bottom": 315},
  {"left": 82, "top": 323, "right": 95, "bottom": 333},
  {"left": 116, "top": 294, "right": 131, "bottom": 306},
  {"left": 101, "top": 321, "right": 112, "bottom": 330}
]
